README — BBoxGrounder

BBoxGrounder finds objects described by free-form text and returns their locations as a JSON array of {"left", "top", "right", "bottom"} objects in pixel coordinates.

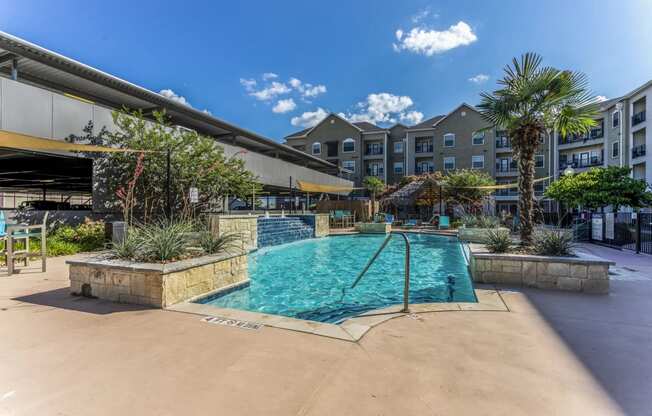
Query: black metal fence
[{"left": 587, "top": 212, "right": 652, "bottom": 255}]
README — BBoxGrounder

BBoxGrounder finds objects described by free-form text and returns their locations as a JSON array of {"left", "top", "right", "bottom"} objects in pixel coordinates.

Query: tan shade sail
[
  {"left": 0, "top": 129, "right": 146, "bottom": 153},
  {"left": 451, "top": 176, "right": 552, "bottom": 190},
  {"left": 296, "top": 180, "right": 362, "bottom": 193}
]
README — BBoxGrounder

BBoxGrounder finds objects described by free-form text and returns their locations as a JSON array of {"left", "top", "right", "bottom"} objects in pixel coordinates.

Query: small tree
[
  {"left": 545, "top": 166, "right": 652, "bottom": 211},
  {"left": 73, "top": 110, "right": 260, "bottom": 222},
  {"left": 442, "top": 170, "right": 495, "bottom": 214},
  {"left": 363, "top": 176, "right": 385, "bottom": 201}
]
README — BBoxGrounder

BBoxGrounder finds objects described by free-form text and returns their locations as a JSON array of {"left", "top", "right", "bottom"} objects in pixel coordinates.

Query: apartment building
[
  {"left": 284, "top": 103, "right": 552, "bottom": 214},
  {"left": 553, "top": 80, "right": 651, "bottom": 185}
]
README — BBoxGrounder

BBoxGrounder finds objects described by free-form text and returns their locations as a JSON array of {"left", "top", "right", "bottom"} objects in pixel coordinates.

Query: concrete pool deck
[{"left": 1, "top": 244, "right": 650, "bottom": 415}]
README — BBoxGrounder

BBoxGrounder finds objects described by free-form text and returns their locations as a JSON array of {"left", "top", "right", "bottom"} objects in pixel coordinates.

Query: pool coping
[{"left": 165, "top": 286, "right": 508, "bottom": 343}]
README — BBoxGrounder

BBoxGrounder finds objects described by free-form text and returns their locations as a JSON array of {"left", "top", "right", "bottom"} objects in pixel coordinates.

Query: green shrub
[
  {"left": 50, "top": 222, "right": 106, "bottom": 252},
  {"left": 112, "top": 230, "right": 143, "bottom": 261},
  {"left": 199, "top": 232, "right": 241, "bottom": 254},
  {"left": 461, "top": 214, "right": 500, "bottom": 228},
  {"left": 532, "top": 228, "right": 575, "bottom": 256},
  {"left": 483, "top": 229, "right": 512, "bottom": 253},
  {"left": 47, "top": 238, "right": 80, "bottom": 256},
  {"left": 113, "top": 220, "right": 193, "bottom": 262}
]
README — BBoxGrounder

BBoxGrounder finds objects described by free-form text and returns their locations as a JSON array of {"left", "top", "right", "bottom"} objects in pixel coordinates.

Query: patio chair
[
  {"left": 438, "top": 215, "right": 450, "bottom": 230},
  {"left": 404, "top": 219, "right": 418, "bottom": 228},
  {"left": 0, "top": 210, "right": 6, "bottom": 246},
  {"left": 3, "top": 212, "right": 48, "bottom": 276}
]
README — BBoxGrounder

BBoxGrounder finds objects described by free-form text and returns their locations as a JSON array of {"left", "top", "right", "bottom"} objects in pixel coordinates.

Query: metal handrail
[{"left": 347, "top": 232, "right": 411, "bottom": 313}]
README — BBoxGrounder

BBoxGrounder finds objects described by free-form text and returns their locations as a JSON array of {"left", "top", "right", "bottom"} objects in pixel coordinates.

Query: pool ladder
[{"left": 348, "top": 232, "right": 411, "bottom": 313}]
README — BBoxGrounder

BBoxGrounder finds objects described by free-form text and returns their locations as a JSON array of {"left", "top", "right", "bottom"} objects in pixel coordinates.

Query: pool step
[{"left": 257, "top": 217, "right": 314, "bottom": 248}]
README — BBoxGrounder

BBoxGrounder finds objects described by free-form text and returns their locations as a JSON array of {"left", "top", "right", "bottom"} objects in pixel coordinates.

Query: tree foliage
[
  {"left": 477, "top": 52, "right": 598, "bottom": 244},
  {"left": 69, "top": 110, "right": 260, "bottom": 222},
  {"left": 545, "top": 166, "right": 652, "bottom": 210},
  {"left": 442, "top": 169, "right": 495, "bottom": 213},
  {"left": 363, "top": 176, "right": 385, "bottom": 201}
]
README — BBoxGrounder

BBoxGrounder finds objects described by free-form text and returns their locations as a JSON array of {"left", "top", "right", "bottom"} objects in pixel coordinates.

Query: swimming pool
[{"left": 196, "top": 233, "right": 476, "bottom": 323}]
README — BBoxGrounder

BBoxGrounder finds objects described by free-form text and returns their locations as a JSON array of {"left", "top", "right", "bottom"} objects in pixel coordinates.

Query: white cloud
[
  {"left": 159, "top": 89, "right": 191, "bottom": 107},
  {"left": 272, "top": 98, "right": 297, "bottom": 114},
  {"left": 302, "top": 84, "right": 327, "bottom": 98},
  {"left": 262, "top": 72, "right": 278, "bottom": 80},
  {"left": 239, "top": 78, "right": 257, "bottom": 92},
  {"left": 249, "top": 81, "right": 291, "bottom": 101},
  {"left": 340, "top": 93, "right": 422, "bottom": 125},
  {"left": 595, "top": 95, "right": 608, "bottom": 102},
  {"left": 289, "top": 77, "right": 302, "bottom": 89},
  {"left": 400, "top": 110, "right": 424, "bottom": 125},
  {"left": 291, "top": 107, "right": 329, "bottom": 128},
  {"left": 468, "top": 73, "right": 489, "bottom": 84},
  {"left": 393, "top": 21, "right": 477, "bottom": 56},
  {"left": 411, "top": 8, "right": 437, "bottom": 24}
]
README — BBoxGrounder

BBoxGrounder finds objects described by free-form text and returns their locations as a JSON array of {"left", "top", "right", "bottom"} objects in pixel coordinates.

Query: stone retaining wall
[
  {"left": 208, "top": 215, "right": 258, "bottom": 250},
  {"left": 313, "top": 214, "right": 330, "bottom": 237},
  {"left": 67, "top": 252, "right": 248, "bottom": 308},
  {"left": 355, "top": 222, "right": 391, "bottom": 234},
  {"left": 458, "top": 227, "right": 510, "bottom": 243},
  {"left": 468, "top": 244, "right": 613, "bottom": 294}
]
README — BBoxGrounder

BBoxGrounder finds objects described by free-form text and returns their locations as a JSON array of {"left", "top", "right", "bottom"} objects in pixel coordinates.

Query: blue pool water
[{"left": 197, "top": 233, "right": 475, "bottom": 323}]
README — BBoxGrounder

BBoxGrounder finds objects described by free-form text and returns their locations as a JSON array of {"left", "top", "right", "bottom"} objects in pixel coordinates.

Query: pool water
[{"left": 197, "top": 233, "right": 476, "bottom": 323}]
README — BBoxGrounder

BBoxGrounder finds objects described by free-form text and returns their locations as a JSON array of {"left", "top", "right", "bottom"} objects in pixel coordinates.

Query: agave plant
[
  {"left": 478, "top": 53, "right": 598, "bottom": 245},
  {"left": 532, "top": 228, "right": 575, "bottom": 257},
  {"left": 199, "top": 231, "right": 242, "bottom": 254}
]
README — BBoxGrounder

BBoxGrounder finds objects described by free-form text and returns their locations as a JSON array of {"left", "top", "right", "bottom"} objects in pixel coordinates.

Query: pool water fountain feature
[{"left": 257, "top": 216, "right": 314, "bottom": 248}]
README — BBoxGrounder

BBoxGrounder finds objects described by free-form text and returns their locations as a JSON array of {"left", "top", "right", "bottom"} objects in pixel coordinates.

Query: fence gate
[{"left": 589, "top": 212, "right": 652, "bottom": 255}]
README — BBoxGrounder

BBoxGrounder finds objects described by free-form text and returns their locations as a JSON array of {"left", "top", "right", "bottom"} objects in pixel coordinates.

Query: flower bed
[
  {"left": 468, "top": 243, "right": 613, "bottom": 294},
  {"left": 67, "top": 251, "right": 248, "bottom": 307},
  {"left": 458, "top": 227, "right": 510, "bottom": 243}
]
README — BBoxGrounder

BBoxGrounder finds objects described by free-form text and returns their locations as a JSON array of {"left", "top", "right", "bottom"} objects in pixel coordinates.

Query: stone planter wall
[
  {"left": 208, "top": 215, "right": 258, "bottom": 250},
  {"left": 67, "top": 252, "right": 248, "bottom": 308},
  {"left": 355, "top": 222, "right": 391, "bottom": 234},
  {"left": 313, "top": 213, "right": 330, "bottom": 237},
  {"left": 468, "top": 244, "right": 613, "bottom": 294},
  {"left": 458, "top": 227, "right": 510, "bottom": 243}
]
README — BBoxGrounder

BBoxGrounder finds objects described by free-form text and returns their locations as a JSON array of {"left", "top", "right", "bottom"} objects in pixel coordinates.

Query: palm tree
[{"left": 478, "top": 53, "right": 597, "bottom": 245}]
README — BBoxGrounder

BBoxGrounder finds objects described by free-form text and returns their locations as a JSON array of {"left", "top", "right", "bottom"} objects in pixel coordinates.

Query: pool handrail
[{"left": 348, "top": 232, "right": 411, "bottom": 313}]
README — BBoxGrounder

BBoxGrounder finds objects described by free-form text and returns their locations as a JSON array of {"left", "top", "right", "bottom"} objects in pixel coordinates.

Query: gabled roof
[
  {"left": 352, "top": 121, "right": 385, "bottom": 132},
  {"left": 407, "top": 115, "right": 446, "bottom": 130},
  {"left": 284, "top": 112, "right": 366, "bottom": 139}
]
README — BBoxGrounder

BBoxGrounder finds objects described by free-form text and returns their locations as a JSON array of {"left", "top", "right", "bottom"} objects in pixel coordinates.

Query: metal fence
[{"left": 588, "top": 212, "right": 652, "bottom": 255}]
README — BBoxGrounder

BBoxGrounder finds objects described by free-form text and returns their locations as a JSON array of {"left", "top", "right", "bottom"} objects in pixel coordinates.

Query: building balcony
[
  {"left": 558, "top": 132, "right": 603, "bottom": 147},
  {"left": 495, "top": 138, "right": 511, "bottom": 151},
  {"left": 415, "top": 166, "right": 434, "bottom": 174},
  {"left": 632, "top": 111, "right": 646, "bottom": 126},
  {"left": 632, "top": 144, "right": 646, "bottom": 159},
  {"left": 415, "top": 145, "right": 434, "bottom": 153},
  {"left": 364, "top": 148, "right": 384, "bottom": 156},
  {"left": 559, "top": 157, "right": 603, "bottom": 170}
]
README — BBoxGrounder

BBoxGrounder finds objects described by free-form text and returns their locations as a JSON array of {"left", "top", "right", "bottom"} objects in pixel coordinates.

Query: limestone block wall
[
  {"left": 314, "top": 213, "right": 330, "bottom": 237},
  {"left": 355, "top": 223, "right": 391, "bottom": 234},
  {"left": 468, "top": 245, "right": 612, "bottom": 294},
  {"left": 208, "top": 215, "right": 258, "bottom": 250},
  {"left": 68, "top": 253, "right": 248, "bottom": 308}
]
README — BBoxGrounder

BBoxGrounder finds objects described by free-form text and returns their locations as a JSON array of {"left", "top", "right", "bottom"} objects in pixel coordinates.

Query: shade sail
[
  {"left": 453, "top": 176, "right": 552, "bottom": 190},
  {"left": 0, "top": 130, "right": 145, "bottom": 153},
  {"left": 296, "top": 180, "right": 361, "bottom": 193}
]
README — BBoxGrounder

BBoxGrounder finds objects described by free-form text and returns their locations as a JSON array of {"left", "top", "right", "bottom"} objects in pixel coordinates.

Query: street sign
[{"left": 189, "top": 187, "right": 199, "bottom": 203}]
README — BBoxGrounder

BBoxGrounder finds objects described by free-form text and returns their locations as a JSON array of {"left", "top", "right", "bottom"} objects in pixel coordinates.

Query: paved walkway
[{"left": 0, "top": 246, "right": 649, "bottom": 415}]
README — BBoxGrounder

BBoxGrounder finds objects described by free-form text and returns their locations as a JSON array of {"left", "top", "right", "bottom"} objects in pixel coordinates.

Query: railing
[
  {"left": 347, "top": 232, "right": 411, "bottom": 313},
  {"left": 558, "top": 133, "right": 603, "bottom": 145},
  {"left": 366, "top": 170, "right": 384, "bottom": 177},
  {"left": 365, "top": 147, "right": 384, "bottom": 156},
  {"left": 632, "top": 110, "right": 646, "bottom": 126},
  {"left": 415, "top": 144, "right": 434, "bottom": 153},
  {"left": 632, "top": 144, "right": 646, "bottom": 159},
  {"left": 559, "top": 157, "right": 603, "bottom": 169},
  {"left": 415, "top": 166, "right": 434, "bottom": 174},
  {"left": 496, "top": 164, "right": 518, "bottom": 173},
  {"left": 495, "top": 138, "right": 511, "bottom": 149}
]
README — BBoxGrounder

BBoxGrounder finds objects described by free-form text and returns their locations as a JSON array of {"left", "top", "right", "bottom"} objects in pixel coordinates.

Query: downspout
[{"left": 616, "top": 102, "right": 624, "bottom": 168}]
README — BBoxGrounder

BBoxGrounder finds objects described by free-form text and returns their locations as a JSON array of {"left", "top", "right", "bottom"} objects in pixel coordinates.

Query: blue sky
[{"left": 2, "top": 0, "right": 652, "bottom": 141}]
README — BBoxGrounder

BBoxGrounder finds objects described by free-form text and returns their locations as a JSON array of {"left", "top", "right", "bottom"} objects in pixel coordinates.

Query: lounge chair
[
  {"left": 404, "top": 219, "right": 418, "bottom": 228},
  {"left": 438, "top": 215, "right": 450, "bottom": 230}
]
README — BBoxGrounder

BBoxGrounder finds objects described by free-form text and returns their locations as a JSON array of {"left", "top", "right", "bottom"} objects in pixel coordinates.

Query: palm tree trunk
[{"left": 517, "top": 136, "right": 536, "bottom": 245}]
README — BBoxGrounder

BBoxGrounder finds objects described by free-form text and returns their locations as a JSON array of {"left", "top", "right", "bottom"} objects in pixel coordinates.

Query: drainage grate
[{"left": 201, "top": 316, "right": 263, "bottom": 331}]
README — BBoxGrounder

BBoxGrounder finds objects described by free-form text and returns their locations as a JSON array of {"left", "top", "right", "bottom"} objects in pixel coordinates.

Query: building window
[
  {"left": 342, "top": 159, "right": 355, "bottom": 173},
  {"left": 472, "top": 131, "right": 485, "bottom": 145},
  {"left": 612, "top": 110, "right": 620, "bottom": 128},
  {"left": 416, "top": 160, "right": 434, "bottom": 174},
  {"left": 443, "top": 133, "right": 455, "bottom": 147},
  {"left": 365, "top": 142, "right": 383, "bottom": 155},
  {"left": 444, "top": 156, "right": 455, "bottom": 170},
  {"left": 472, "top": 155, "right": 484, "bottom": 169},
  {"left": 612, "top": 141, "right": 620, "bottom": 158},
  {"left": 342, "top": 138, "right": 355, "bottom": 153},
  {"left": 415, "top": 137, "right": 434, "bottom": 153},
  {"left": 394, "top": 141, "right": 404, "bottom": 153},
  {"left": 366, "top": 162, "right": 384, "bottom": 177},
  {"left": 312, "top": 142, "right": 321, "bottom": 155},
  {"left": 393, "top": 162, "right": 404, "bottom": 175},
  {"left": 535, "top": 154, "right": 544, "bottom": 168}
]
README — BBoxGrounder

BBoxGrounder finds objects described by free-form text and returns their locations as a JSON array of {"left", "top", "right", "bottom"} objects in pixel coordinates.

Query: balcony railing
[
  {"left": 496, "top": 162, "right": 518, "bottom": 173},
  {"left": 364, "top": 147, "right": 384, "bottom": 155},
  {"left": 632, "top": 111, "right": 646, "bottom": 126},
  {"left": 415, "top": 166, "right": 434, "bottom": 174},
  {"left": 415, "top": 144, "right": 433, "bottom": 153},
  {"left": 558, "top": 132, "right": 603, "bottom": 145},
  {"left": 495, "top": 188, "right": 545, "bottom": 197},
  {"left": 366, "top": 169, "right": 384, "bottom": 177},
  {"left": 632, "top": 144, "right": 646, "bottom": 159},
  {"left": 559, "top": 157, "right": 603, "bottom": 169},
  {"left": 495, "top": 137, "right": 511, "bottom": 149}
]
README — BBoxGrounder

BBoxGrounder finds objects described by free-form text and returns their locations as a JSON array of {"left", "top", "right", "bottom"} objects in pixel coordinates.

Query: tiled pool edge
[{"left": 165, "top": 287, "right": 507, "bottom": 343}]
